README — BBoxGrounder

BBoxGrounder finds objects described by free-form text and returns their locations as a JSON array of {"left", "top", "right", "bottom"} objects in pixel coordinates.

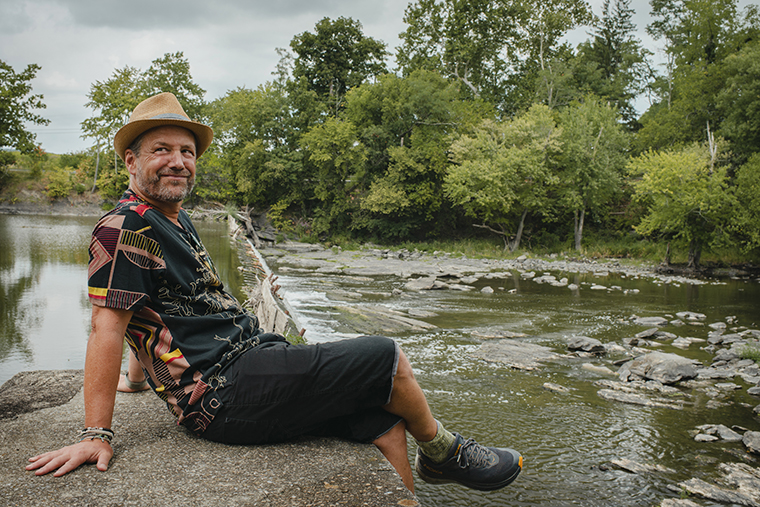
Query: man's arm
[{"left": 26, "top": 305, "right": 133, "bottom": 477}]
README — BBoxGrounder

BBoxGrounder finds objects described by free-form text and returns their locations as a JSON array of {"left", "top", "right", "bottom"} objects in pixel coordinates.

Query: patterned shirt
[{"left": 88, "top": 190, "right": 260, "bottom": 434}]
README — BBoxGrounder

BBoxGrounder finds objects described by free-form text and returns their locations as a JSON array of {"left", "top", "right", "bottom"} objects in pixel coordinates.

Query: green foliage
[
  {"left": 557, "top": 96, "right": 629, "bottom": 250},
  {"left": 344, "top": 70, "right": 488, "bottom": 240},
  {"left": 628, "top": 142, "right": 736, "bottom": 268},
  {"left": 446, "top": 104, "right": 562, "bottom": 250},
  {"left": 96, "top": 168, "right": 130, "bottom": 201},
  {"left": 731, "top": 153, "right": 760, "bottom": 252},
  {"left": 573, "top": 0, "right": 652, "bottom": 127},
  {"left": 207, "top": 84, "right": 310, "bottom": 208},
  {"left": 290, "top": 16, "right": 387, "bottom": 112},
  {"left": 267, "top": 200, "right": 295, "bottom": 234},
  {"left": 44, "top": 166, "right": 74, "bottom": 198},
  {"left": 58, "top": 151, "right": 89, "bottom": 169},
  {"left": 637, "top": 0, "right": 759, "bottom": 155},
  {"left": 738, "top": 342, "right": 760, "bottom": 364},
  {"left": 716, "top": 41, "right": 760, "bottom": 158},
  {"left": 300, "top": 117, "right": 367, "bottom": 236},
  {"left": 0, "top": 59, "right": 49, "bottom": 152},
  {"left": 0, "top": 150, "right": 15, "bottom": 189},
  {"left": 397, "top": 0, "right": 593, "bottom": 113}
]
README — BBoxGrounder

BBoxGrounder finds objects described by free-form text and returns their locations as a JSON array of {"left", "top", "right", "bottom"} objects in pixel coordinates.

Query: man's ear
[{"left": 124, "top": 150, "right": 138, "bottom": 176}]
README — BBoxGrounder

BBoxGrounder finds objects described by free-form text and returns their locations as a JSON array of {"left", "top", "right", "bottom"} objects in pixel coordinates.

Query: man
[{"left": 26, "top": 93, "right": 522, "bottom": 493}]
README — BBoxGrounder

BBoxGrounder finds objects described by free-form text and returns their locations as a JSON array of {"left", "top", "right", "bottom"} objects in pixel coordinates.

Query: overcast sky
[{"left": 2, "top": 0, "right": 661, "bottom": 155}]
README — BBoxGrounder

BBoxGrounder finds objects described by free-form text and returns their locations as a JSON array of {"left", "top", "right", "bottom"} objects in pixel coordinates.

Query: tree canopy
[
  {"left": 57, "top": 6, "right": 760, "bottom": 264},
  {"left": 0, "top": 59, "right": 49, "bottom": 153}
]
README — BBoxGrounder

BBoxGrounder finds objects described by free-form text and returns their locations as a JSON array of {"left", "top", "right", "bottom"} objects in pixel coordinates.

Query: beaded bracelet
[{"left": 78, "top": 427, "right": 114, "bottom": 444}]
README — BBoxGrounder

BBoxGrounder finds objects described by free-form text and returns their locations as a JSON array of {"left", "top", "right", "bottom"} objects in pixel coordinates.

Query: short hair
[{"left": 127, "top": 133, "right": 145, "bottom": 158}]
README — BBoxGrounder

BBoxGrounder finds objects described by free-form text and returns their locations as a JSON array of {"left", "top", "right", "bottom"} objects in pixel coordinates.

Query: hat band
[{"left": 149, "top": 113, "right": 190, "bottom": 121}]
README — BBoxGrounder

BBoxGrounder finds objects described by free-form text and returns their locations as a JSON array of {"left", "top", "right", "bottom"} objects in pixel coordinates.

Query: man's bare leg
[
  {"left": 116, "top": 353, "right": 149, "bottom": 392},
  {"left": 383, "top": 349, "right": 438, "bottom": 441},
  {"left": 373, "top": 421, "right": 414, "bottom": 493}
]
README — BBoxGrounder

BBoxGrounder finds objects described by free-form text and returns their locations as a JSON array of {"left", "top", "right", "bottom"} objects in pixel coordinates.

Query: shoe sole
[{"left": 415, "top": 450, "right": 523, "bottom": 491}]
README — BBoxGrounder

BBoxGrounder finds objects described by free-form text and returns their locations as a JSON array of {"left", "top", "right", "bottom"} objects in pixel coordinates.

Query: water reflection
[
  {"left": 0, "top": 215, "right": 96, "bottom": 384},
  {"left": 0, "top": 214, "right": 245, "bottom": 385}
]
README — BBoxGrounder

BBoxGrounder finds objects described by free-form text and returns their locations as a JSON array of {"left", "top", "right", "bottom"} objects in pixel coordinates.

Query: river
[{"left": 2, "top": 213, "right": 760, "bottom": 506}]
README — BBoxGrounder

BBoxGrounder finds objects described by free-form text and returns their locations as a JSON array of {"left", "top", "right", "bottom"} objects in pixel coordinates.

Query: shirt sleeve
[{"left": 88, "top": 211, "right": 166, "bottom": 311}]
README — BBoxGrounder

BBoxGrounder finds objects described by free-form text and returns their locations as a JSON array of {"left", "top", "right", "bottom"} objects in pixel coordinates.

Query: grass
[{"left": 739, "top": 343, "right": 760, "bottom": 364}]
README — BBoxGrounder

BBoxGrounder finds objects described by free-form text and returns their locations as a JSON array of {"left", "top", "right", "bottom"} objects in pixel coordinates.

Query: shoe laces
[{"left": 456, "top": 438, "right": 496, "bottom": 469}]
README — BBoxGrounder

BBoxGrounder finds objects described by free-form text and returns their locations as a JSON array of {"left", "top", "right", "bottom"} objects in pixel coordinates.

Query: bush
[
  {"left": 97, "top": 169, "right": 129, "bottom": 200},
  {"left": 44, "top": 166, "right": 74, "bottom": 198}
]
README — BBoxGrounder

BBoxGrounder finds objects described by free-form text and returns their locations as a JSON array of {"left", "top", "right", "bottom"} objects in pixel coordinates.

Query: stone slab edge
[{"left": 0, "top": 370, "right": 417, "bottom": 507}]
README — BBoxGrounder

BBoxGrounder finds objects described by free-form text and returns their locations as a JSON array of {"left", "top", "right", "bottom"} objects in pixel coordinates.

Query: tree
[
  {"left": 446, "top": 104, "right": 562, "bottom": 251},
  {"left": 731, "top": 153, "right": 760, "bottom": 252},
  {"left": 574, "top": 0, "right": 652, "bottom": 127},
  {"left": 716, "top": 41, "right": 760, "bottom": 160},
  {"left": 206, "top": 83, "right": 306, "bottom": 207},
  {"left": 0, "top": 59, "right": 49, "bottom": 152},
  {"left": 290, "top": 17, "right": 388, "bottom": 114},
  {"left": 636, "top": 0, "right": 758, "bottom": 153},
  {"left": 557, "top": 97, "right": 628, "bottom": 251},
  {"left": 345, "top": 70, "right": 487, "bottom": 239},
  {"left": 300, "top": 118, "right": 367, "bottom": 236},
  {"left": 141, "top": 52, "right": 206, "bottom": 120},
  {"left": 397, "top": 0, "right": 593, "bottom": 113},
  {"left": 81, "top": 65, "right": 142, "bottom": 168},
  {"left": 628, "top": 141, "right": 735, "bottom": 269}
]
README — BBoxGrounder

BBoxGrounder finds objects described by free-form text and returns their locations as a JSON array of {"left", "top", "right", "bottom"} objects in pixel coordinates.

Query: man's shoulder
[{"left": 96, "top": 192, "right": 159, "bottom": 230}]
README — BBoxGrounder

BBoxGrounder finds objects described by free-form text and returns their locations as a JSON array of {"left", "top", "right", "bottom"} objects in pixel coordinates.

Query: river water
[{"left": 2, "top": 213, "right": 760, "bottom": 506}]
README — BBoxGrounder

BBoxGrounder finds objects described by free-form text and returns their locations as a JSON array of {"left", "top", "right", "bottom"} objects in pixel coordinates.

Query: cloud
[
  {"left": 0, "top": 1, "right": 35, "bottom": 35},
  {"left": 47, "top": 0, "right": 394, "bottom": 29}
]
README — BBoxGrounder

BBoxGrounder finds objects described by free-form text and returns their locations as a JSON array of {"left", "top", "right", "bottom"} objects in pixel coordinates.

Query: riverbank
[{"left": 2, "top": 196, "right": 757, "bottom": 279}]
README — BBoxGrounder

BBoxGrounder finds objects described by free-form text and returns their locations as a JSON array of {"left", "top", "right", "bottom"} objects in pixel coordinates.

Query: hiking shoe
[{"left": 415, "top": 433, "right": 522, "bottom": 491}]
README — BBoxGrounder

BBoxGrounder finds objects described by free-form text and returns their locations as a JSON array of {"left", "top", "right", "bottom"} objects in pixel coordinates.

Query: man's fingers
[
  {"left": 96, "top": 451, "right": 111, "bottom": 471},
  {"left": 26, "top": 441, "right": 112, "bottom": 477}
]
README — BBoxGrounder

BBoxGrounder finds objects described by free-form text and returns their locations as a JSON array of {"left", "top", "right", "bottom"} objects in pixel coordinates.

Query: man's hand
[{"left": 26, "top": 439, "right": 113, "bottom": 477}]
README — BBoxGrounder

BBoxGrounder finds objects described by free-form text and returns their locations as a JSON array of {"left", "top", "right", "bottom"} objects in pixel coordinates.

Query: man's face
[{"left": 126, "top": 126, "right": 197, "bottom": 204}]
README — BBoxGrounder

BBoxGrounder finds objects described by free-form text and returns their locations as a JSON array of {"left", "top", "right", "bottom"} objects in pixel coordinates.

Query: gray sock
[{"left": 416, "top": 420, "right": 457, "bottom": 464}]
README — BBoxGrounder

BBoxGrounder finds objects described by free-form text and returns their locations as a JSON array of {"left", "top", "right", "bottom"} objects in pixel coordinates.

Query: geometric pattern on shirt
[
  {"left": 88, "top": 228, "right": 117, "bottom": 278},
  {"left": 119, "top": 229, "right": 164, "bottom": 270},
  {"left": 104, "top": 288, "right": 144, "bottom": 310}
]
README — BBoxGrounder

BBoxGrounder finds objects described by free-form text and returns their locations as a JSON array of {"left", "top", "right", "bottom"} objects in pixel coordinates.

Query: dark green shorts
[{"left": 201, "top": 335, "right": 402, "bottom": 445}]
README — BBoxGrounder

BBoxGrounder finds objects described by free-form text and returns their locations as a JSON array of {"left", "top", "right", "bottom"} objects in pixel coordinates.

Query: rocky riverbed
[{"left": 257, "top": 241, "right": 760, "bottom": 507}]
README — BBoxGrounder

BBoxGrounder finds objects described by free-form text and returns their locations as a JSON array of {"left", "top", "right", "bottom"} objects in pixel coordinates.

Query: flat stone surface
[{"left": 0, "top": 371, "right": 417, "bottom": 507}]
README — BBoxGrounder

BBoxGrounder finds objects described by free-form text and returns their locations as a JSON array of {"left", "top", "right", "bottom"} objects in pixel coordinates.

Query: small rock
[
  {"left": 582, "top": 363, "right": 616, "bottom": 375},
  {"left": 676, "top": 311, "right": 707, "bottom": 321},
  {"left": 632, "top": 316, "right": 669, "bottom": 327},
  {"left": 543, "top": 382, "right": 573, "bottom": 393},
  {"left": 742, "top": 431, "right": 760, "bottom": 454},
  {"left": 568, "top": 336, "right": 605, "bottom": 354}
]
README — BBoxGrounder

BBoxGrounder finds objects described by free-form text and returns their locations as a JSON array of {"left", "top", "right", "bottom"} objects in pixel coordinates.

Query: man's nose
[{"left": 168, "top": 149, "right": 185, "bottom": 169}]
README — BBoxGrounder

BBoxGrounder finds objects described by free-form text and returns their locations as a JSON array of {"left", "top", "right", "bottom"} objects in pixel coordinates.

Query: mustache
[{"left": 156, "top": 169, "right": 192, "bottom": 178}]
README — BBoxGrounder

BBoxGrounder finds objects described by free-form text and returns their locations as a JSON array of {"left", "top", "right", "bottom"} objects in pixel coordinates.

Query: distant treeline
[{"left": 4, "top": 0, "right": 760, "bottom": 268}]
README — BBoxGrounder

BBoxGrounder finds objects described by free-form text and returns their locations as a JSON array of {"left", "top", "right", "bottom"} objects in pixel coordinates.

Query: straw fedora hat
[{"left": 113, "top": 92, "right": 213, "bottom": 161}]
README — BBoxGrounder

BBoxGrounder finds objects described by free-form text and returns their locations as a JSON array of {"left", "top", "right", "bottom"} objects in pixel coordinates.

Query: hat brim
[{"left": 114, "top": 118, "right": 213, "bottom": 161}]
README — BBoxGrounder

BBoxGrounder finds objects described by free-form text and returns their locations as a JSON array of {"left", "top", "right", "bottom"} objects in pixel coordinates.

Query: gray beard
[{"left": 135, "top": 170, "right": 194, "bottom": 203}]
